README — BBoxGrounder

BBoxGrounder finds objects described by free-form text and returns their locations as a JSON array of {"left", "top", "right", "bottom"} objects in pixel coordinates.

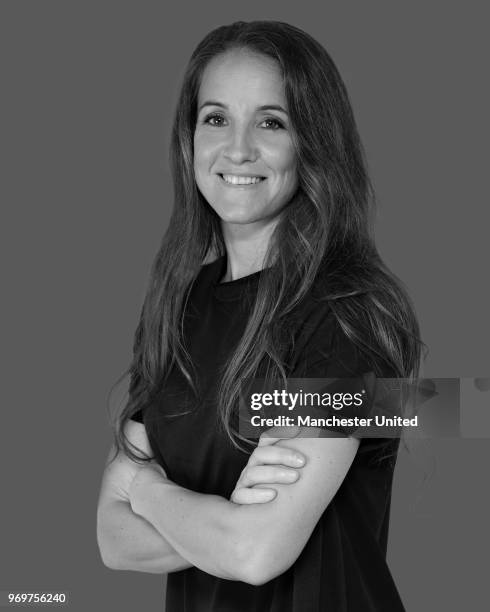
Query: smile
[{"left": 219, "top": 174, "right": 266, "bottom": 185}]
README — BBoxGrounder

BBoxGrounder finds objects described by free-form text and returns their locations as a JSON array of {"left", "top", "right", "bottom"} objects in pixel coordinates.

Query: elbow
[
  {"left": 97, "top": 536, "right": 122, "bottom": 571},
  {"left": 233, "top": 541, "right": 292, "bottom": 586},
  {"left": 99, "top": 550, "right": 122, "bottom": 571},
  {"left": 97, "top": 535, "right": 122, "bottom": 571},
  {"left": 239, "top": 569, "right": 272, "bottom": 587},
  {"left": 96, "top": 515, "right": 124, "bottom": 571},
  {"left": 239, "top": 556, "right": 287, "bottom": 586},
  {"left": 97, "top": 536, "right": 133, "bottom": 572}
]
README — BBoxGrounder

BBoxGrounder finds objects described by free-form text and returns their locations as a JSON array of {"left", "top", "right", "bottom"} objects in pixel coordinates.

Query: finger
[
  {"left": 247, "top": 445, "right": 306, "bottom": 469},
  {"left": 258, "top": 425, "right": 301, "bottom": 446},
  {"left": 231, "top": 486, "right": 277, "bottom": 505},
  {"left": 240, "top": 465, "right": 300, "bottom": 488}
]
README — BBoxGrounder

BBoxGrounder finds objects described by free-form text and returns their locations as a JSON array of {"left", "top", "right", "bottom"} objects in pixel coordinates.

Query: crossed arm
[{"left": 96, "top": 420, "right": 359, "bottom": 584}]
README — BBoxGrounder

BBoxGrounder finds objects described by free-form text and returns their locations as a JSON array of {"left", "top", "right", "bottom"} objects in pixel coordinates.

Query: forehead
[{"left": 197, "top": 49, "right": 286, "bottom": 106}]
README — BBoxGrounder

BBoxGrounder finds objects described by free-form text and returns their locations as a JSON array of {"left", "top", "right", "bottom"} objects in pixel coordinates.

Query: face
[{"left": 193, "top": 50, "right": 298, "bottom": 228}]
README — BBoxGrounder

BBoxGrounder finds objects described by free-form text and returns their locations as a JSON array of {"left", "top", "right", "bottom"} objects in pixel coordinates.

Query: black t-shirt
[{"left": 131, "top": 256, "right": 405, "bottom": 612}]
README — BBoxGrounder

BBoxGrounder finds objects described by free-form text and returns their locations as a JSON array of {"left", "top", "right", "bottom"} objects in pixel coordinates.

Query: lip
[
  {"left": 217, "top": 172, "right": 266, "bottom": 177},
  {"left": 217, "top": 173, "right": 267, "bottom": 188}
]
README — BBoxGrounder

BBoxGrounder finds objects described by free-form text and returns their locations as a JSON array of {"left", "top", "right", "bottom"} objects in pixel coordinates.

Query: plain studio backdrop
[{"left": 1, "top": 1, "right": 488, "bottom": 611}]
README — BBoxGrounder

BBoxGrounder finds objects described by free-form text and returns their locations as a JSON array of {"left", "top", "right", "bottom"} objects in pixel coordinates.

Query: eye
[
  {"left": 261, "top": 117, "right": 284, "bottom": 130},
  {"left": 202, "top": 112, "right": 227, "bottom": 127}
]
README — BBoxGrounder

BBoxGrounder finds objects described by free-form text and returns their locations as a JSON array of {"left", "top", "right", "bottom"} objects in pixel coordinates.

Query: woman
[{"left": 97, "top": 20, "right": 421, "bottom": 612}]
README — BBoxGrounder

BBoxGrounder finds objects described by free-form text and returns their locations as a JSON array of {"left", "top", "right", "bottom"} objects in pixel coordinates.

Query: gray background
[{"left": 1, "top": 1, "right": 488, "bottom": 610}]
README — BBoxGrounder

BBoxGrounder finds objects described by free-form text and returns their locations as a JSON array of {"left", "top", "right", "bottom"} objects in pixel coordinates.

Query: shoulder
[{"left": 290, "top": 276, "right": 397, "bottom": 379}]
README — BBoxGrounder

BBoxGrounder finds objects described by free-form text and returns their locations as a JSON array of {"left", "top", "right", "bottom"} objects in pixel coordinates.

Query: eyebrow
[{"left": 197, "top": 101, "right": 288, "bottom": 115}]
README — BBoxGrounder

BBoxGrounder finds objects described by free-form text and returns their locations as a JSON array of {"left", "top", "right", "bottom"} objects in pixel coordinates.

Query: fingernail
[
  {"left": 283, "top": 470, "right": 298, "bottom": 481},
  {"left": 293, "top": 455, "right": 305, "bottom": 466}
]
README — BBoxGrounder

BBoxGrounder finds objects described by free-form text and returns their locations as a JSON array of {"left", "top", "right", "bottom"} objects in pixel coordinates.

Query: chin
[
  {"left": 210, "top": 202, "right": 256, "bottom": 223},
  {"left": 219, "top": 211, "right": 261, "bottom": 225},
  {"left": 215, "top": 201, "right": 285, "bottom": 227}
]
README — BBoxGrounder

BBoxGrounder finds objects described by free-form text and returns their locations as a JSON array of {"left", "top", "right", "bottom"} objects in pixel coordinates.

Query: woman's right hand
[{"left": 231, "top": 426, "right": 307, "bottom": 505}]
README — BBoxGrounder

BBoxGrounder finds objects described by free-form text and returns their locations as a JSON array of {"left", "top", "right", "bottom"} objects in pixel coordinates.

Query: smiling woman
[
  {"left": 97, "top": 20, "right": 422, "bottom": 612},
  {"left": 194, "top": 50, "right": 298, "bottom": 247}
]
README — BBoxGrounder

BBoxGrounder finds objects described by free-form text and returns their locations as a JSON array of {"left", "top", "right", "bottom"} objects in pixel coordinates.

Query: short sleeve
[{"left": 290, "top": 317, "right": 397, "bottom": 438}]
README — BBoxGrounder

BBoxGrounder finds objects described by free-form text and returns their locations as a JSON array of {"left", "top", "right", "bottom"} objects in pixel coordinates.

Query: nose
[{"left": 223, "top": 124, "right": 258, "bottom": 164}]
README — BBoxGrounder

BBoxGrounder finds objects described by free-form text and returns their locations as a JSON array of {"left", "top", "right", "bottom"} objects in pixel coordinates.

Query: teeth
[{"left": 221, "top": 174, "right": 264, "bottom": 185}]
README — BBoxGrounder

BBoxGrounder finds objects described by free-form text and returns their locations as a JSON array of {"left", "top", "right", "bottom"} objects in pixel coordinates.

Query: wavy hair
[{"left": 111, "top": 20, "right": 423, "bottom": 462}]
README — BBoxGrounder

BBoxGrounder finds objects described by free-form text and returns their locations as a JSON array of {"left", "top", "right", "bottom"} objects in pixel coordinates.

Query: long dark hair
[{"left": 111, "top": 20, "right": 423, "bottom": 462}]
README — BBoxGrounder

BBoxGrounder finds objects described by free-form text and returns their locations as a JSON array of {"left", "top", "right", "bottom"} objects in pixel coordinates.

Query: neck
[{"left": 220, "top": 219, "right": 277, "bottom": 282}]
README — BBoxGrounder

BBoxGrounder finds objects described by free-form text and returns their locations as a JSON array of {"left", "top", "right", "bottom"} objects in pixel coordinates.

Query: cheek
[
  {"left": 193, "top": 134, "right": 209, "bottom": 171},
  {"left": 283, "top": 147, "right": 297, "bottom": 174},
  {"left": 277, "top": 154, "right": 298, "bottom": 190},
  {"left": 266, "top": 141, "right": 297, "bottom": 178},
  {"left": 193, "top": 151, "right": 211, "bottom": 186},
  {"left": 194, "top": 131, "right": 221, "bottom": 168}
]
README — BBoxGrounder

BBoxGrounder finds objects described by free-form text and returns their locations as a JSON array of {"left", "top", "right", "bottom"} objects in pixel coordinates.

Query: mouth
[{"left": 218, "top": 173, "right": 266, "bottom": 186}]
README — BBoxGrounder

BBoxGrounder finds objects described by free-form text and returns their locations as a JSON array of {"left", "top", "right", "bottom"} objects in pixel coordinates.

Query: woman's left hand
[{"left": 231, "top": 426, "right": 306, "bottom": 505}]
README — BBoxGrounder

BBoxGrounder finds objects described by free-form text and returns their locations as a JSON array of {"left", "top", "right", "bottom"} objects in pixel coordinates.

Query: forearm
[
  {"left": 128, "top": 436, "right": 355, "bottom": 586},
  {"left": 130, "top": 479, "right": 253, "bottom": 581},
  {"left": 97, "top": 498, "right": 193, "bottom": 574}
]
